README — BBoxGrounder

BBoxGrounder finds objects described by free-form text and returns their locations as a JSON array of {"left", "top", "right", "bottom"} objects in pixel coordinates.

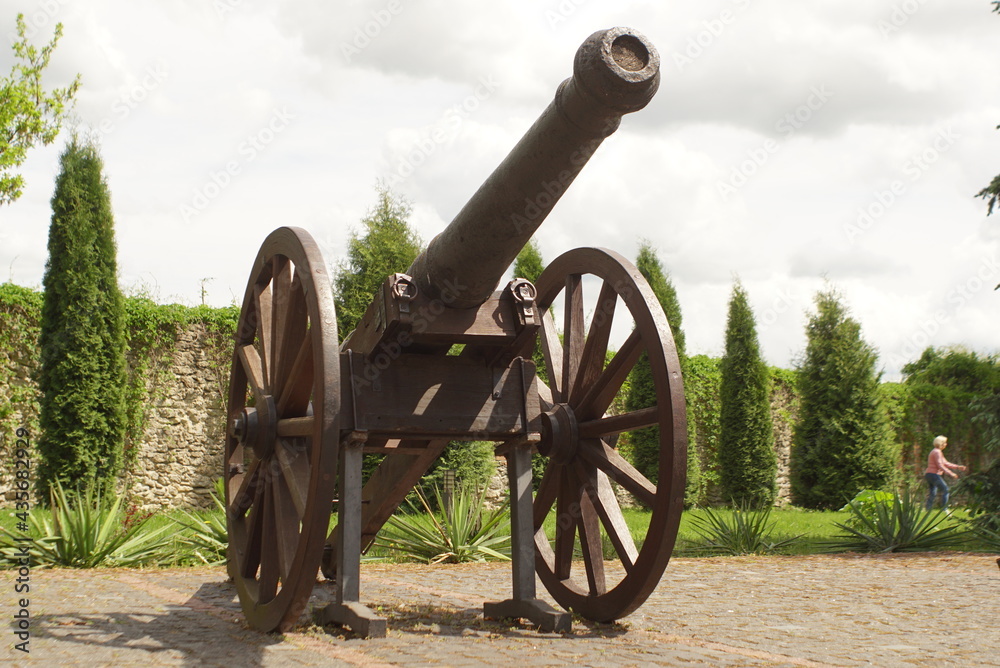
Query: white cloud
[{"left": 1, "top": 0, "right": 998, "bottom": 379}]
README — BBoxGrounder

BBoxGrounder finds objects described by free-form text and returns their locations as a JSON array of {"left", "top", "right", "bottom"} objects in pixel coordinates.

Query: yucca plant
[
  {"left": 973, "top": 525, "right": 1000, "bottom": 552},
  {"left": 0, "top": 481, "right": 175, "bottom": 568},
  {"left": 172, "top": 479, "right": 228, "bottom": 565},
  {"left": 688, "top": 502, "right": 801, "bottom": 555},
  {"left": 829, "top": 491, "right": 968, "bottom": 553},
  {"left": 838, "top": 489, "right": 895, "bottom": 531},
  {"left": 375, "top": 484, "right": 510, "bottom": 564}
]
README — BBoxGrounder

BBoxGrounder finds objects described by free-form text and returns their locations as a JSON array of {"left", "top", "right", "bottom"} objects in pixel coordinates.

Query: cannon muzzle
[{"left": 407, "top": 27, "right": 660, "bottom": 309}]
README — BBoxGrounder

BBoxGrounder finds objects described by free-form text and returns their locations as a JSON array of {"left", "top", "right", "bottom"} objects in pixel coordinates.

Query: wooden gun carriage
[{"left": 224, "top": 26, "right": 686, "bottom": 637}]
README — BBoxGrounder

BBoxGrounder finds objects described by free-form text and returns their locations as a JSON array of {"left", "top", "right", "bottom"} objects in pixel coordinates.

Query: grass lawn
[
  {"left": 3, "top": 497, "right": 994, "bottom": 569},
  {"left": 535, "top": 506, "right": 854, "bottom": 558}
]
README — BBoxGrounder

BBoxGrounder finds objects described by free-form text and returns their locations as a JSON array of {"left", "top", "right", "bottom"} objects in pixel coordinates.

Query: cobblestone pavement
[{"left": 2, "top": 553, "right": 998, "bottom": 666}]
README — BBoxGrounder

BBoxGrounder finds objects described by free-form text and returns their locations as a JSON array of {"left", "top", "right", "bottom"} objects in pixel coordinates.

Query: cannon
[{"left": 224, "top": 26, "right": 686, "bottom": 637}]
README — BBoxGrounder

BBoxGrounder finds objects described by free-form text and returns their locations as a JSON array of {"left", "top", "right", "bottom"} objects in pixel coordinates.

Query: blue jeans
[{"left": 925, "top": 473, "right": 950, "bottom": 510}]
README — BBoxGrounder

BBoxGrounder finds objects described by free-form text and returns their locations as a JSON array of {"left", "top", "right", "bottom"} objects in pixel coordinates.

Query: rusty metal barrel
[{"left": 406, "top": 27, "right": 661, "bottom": 309}]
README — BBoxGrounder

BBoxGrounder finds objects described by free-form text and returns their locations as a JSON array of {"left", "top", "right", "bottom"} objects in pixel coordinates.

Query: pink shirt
[{"left": 925, "top": 448, "right": 960, "bottom": 477}]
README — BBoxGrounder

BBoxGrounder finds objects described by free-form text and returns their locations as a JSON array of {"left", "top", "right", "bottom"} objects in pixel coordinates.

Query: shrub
[
  {"left": 956, "top": 458, "right": 1000, "bottom": 533},
  {"left": 375, "top": 484, "right": 510, "bottom": 564},
  {"left": 171, "top": 479, "right": 228, "bottom": 565},
  {"left": 838, "top": 489, "right": 896, "bottom": 531},
  {"left": 829, "top": 491, "right": 968, "bottom": 553},
  {"left": 0, "top": 481, "right": 174, "bottom": 568},
  {"left": 687, "top": 502, "right": 801, "bottom": 556}
]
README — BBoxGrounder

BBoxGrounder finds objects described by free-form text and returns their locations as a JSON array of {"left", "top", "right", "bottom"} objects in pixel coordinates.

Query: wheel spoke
[
  {"left": 275, "top": 438, "right": 310, "bottom": 520},
  {"left": 562, "top": 274, "right": 584, "bottom": 401},
  {"left": 254, "top": 282, "right": 273, "bottom": 391},
  {"left": 569, "top": 280, "right": 617, "bottom": 403},
  {"left": 532, "top": 460, "right": 559, "bottom": 529},
  {"left": 575, "top": 328, "right": 643, "bottom": 419},
  {"left": 554, "top": 470, "right": 576, "bottom": 580},
  {"left": 539, "top": 310, "right": 564, "bottom": 402},
  {"left": 273, "top": 270, "right": 308, "bottom": 402},
  {"left": 269, "top": 257, "right": 291, "bottom": 388},
  {"left": 576, "top": 482, "right": 607, "bottom": 596},
  {"left": 578, "top": 406, "right": 659, "bottom": 440},
  {"left": 241, "top": 479, "right": 266, "bottom": 579},
  {"left": 536, "top": 377, "right": 555, "bottom": 411},
  {"left": 578, "top": 438, "right": 656, "bottom": 507},
  {"left": 576, "top": 461, "right": 638, "bottom": 570},
  {"left": 277, "top": 333, "right": 313, "bottom": 417},
  {"left": 239, "top": 344, "right": 267, "bottom": 405},
  {"left": 272, "top": 465, "right": 301, "bottom": 582},
  {"left": 231, "top": 458, "right": 262, "bottom": 517},
  {"left": 258, "top": 480, "right": 279, "bottom": 603}
]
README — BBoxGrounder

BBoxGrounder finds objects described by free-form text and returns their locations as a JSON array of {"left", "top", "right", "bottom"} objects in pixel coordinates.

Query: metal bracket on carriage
[
  {"left": 345, "top": 278, "right": 534, "bottom": 360},
  {"left": 507, "top": 278, "right": 538, "bottom": 329}
]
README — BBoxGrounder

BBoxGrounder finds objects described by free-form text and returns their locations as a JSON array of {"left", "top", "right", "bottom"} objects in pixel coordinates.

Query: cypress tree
[
  {"left": 790, "top": 289, "right": 897, "bottom": 509},
  {"left": 718, "top": 280, "right": 776, "bottom": 507},
  {"left": 626, "top": 242, "right": 701, "bottom": 505},
  {"left": 38, "top": 137, "right": 126, "bottom": 497}
]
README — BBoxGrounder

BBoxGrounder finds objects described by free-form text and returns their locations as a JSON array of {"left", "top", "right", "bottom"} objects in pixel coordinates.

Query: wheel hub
[
  {"left": 230, "top": 396, "right": 277, "bottom": 460},
  {"left": 539, "top": 403, "right": 579, "bottom": 465}
]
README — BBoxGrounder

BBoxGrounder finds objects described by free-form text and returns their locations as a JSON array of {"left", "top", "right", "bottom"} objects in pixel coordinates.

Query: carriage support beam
[
  {"left": 484, "top": 442, "right": 571, "bottom": 633},
  {"left": 315, "top": 435, "right": 387, "bottom": 638}
]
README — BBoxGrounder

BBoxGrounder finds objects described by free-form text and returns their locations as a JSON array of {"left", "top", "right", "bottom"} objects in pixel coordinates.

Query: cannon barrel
[{"left": 407, "top": 27, "right": 660, "bottom": 309}]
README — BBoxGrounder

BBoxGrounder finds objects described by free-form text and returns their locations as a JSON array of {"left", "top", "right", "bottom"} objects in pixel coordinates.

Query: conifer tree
[
  {"left": 38, "top": 137, "right": 126, "bottom": 496},
  {"left": 626, "top": 241, "right": 701, "bottom": 505},
  {"left": 790, "top": 289, "right": 897, "bottom": 509},
  {"left": 718, "top": 280, "right": 776, "bottom": 507}
]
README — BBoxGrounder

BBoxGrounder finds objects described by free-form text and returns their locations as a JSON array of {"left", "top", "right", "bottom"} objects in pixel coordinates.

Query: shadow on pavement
[
  {"left": 311, "top": 600, "right": 631, "bottom": 641},
  {"left": 30, "top": 581, "right": 282, "bottom": 668}
]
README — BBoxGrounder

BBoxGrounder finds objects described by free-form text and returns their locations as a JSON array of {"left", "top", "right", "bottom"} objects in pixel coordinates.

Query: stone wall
[
  {"left": 2, "top": 294, "right": 800, "bottom": 511},
  {"left": 125, "top": 323, "right": 227, "bottom": 510},
  {"left": 0, "top": 315, "right": 228, "bottom": 512},
  {"left": 771, "top": 375, "right": 799, "bottom": 506}
]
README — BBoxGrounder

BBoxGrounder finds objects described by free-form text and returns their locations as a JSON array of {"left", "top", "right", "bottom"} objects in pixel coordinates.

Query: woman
[{"left": 924, "top": 435, "right": 966, "bottom": 511}]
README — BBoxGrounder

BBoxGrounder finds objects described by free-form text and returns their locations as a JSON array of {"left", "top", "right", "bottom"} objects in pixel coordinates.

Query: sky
[{"left": 1, "top": 0, "right": 998, "bottom": 381}]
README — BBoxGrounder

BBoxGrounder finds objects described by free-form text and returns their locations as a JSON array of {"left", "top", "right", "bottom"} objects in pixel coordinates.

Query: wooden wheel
[
  {"left": 225, "top": 227, "right": 340, "bottom": 633},
  {"left": 530, "top": 247, "right": 686, "bottom": 622}
]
